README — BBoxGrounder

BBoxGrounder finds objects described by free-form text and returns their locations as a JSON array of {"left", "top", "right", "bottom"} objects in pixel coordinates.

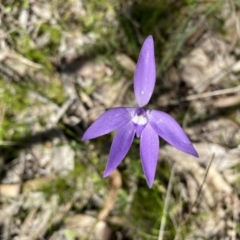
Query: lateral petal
[
  {"left": 134, "top": 35, "right": 156, "bottom": 107},
  {"left": 149, "top": 110, "right": 198, "bottom": 157},
  {"left": 140, "top": 124, "right": 159, "bottom": 188},
  {"left": 104, "top": 122, "right": 135, "bottom": 177},
  {"left": 82, "top": 107, "right": 131, "bottom": 140}
]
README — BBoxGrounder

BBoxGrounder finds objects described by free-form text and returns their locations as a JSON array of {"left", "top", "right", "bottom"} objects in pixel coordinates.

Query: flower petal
[
  {"left": 104, "top": 122, "right": 135, "bottom": 177},
  {"left": 140, "top": 124, "right": 159, "bottom": 188},
  {"left": 149, "top": 110, "right": 198, "bottom": 157},
  {"left": 82, "top": 107, "right": 131, "bottom": 140},
  {"left": 134, "top": 35, "right": 156, "bottom": 107}
]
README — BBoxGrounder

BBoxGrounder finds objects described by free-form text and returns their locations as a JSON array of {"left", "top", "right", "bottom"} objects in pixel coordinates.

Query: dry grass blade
[
  {"left": 158, "top": 165, "right": 175, "bottom": 240},
  {"left": 174, "top": 153, "right": 215, "bottom": 240},
  {"left": 229, "top": 0, "right": 240, "bottom": 41},
  {"left": 173, "top": 85, "right": 240, "bottom": 103}
]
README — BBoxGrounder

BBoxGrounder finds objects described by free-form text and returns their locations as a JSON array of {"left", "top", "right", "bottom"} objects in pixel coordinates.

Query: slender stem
[
  {"left": 174, "top": 153, "right": 215, "bottom": 240},
  {"left": 158, "top": 165, "right": 175, "bottom": 240}
]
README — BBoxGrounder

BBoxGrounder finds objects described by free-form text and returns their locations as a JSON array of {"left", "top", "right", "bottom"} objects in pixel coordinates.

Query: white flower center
[{"left": 132, "top": 114, "right": 147, "bottom": 125}]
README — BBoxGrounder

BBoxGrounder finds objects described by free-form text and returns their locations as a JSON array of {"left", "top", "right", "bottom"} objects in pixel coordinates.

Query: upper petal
[
  {"left": 140, "top": 124, "right": 159, "bottom": 188},
  {"left": 149, "top": 110, "right": 198, "bottom": 157},
  {"left": 134, "top": 35, "right": 156, "bottom": 107},
  {"left": 82, "top": 107, "right": 131, "bottom": 140},
  {"left": 104, "top": 121, "right": 135, "bottom": 177}
]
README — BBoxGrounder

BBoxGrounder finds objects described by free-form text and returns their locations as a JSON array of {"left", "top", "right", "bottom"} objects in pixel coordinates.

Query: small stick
[{"left": 50, "top": 97, "right": 76, "bottom": 126}]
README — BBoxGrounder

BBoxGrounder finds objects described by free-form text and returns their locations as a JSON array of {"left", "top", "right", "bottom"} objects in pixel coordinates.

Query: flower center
[
  {"left": 131, "top": 108, "right": 148, "bottom": 138},
  {"left": 132, "top": 114, "right": 148, "bottom": 125}
]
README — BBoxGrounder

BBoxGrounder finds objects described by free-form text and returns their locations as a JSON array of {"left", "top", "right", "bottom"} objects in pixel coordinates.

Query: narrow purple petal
[
  {"left": 149, "top": 110, "right": 198, "bottom": 157},
  {"left": 104, "top": 122, "right": 135, "bottom": 177},
  {"left": 82, "top": 107, "right": 131, "bottom": 140},
  {"left": 140, "top": 124, "right": 159, "bottom": 188},
  {"left": 134, "top": 35, "right": 156, "bottom": 107}
]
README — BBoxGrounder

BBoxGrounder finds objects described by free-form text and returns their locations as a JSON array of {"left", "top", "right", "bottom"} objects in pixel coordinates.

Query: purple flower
[{"left": 82, "top": 35, "right": 198, "bottom": 187}]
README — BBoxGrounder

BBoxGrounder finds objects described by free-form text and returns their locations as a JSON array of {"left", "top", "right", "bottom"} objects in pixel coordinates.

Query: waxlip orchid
[{"left": 82, "top": 35, "right": 198, "bottom": 188}]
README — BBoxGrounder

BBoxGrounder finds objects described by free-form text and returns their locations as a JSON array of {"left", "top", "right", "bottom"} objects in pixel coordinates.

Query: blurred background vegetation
[{"left": 1, "top": 0, "right": 240, "bottom": 239}]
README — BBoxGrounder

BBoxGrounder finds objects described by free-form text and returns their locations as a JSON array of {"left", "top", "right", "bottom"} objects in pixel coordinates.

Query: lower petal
[
  {"left": 140, "top": 124, "right": 159, "bottom": 188},
  {"left": 104, "top": 122, "right": 135, "bottom": 177}
]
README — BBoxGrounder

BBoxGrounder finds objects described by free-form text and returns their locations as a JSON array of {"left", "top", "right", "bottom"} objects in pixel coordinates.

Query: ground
[{"left": 1, "top": 0, "right": 240, "bottom": 239}]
